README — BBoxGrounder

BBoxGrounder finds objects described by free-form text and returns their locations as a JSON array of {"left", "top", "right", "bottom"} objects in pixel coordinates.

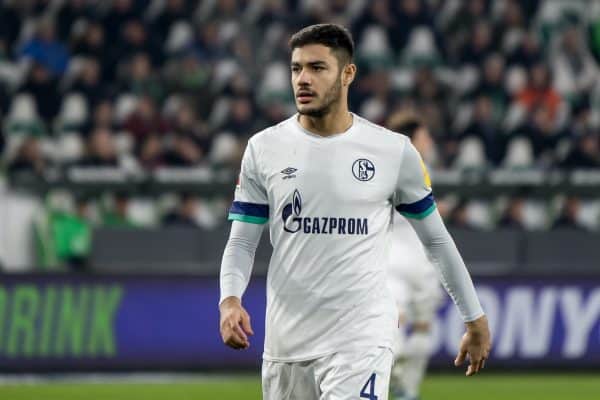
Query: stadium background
[{"left": 0, "top": 0, "right": 599, "bottom": 398}]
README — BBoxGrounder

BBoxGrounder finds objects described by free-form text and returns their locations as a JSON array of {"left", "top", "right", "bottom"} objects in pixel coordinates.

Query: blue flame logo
[{"left": 283, "top": 189, "right": 302, "bottom": 233}]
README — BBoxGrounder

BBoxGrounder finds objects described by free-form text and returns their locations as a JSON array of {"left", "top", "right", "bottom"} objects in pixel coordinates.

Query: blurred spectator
[
  {"left": 76, "top": 127, "right": 120, "bottom": 167},
  {"left": 72, "top": 22, "right": 107, "bottom": 66},
  {"left": 70, "top": 58, "right": 107, "bottom": 109},
  {"left": 171, "top": 102, "right": 212, "bottom": 153},
  {"left": 551, "top": 24, "right": 599, "bottom": 100},
  {"left": 163, "top": 133, "right": 204, "bottom": 166},
  {"left": 219, "top": 96, "right": 258, "bottom": 138},
  {"left": 7, "top": 136, "right": 47, "bottom": 177},
  {"left": 19, "top": 17, "right": 70, "bottom": 76},
  {"left": 165, "top": 51, "right": 212, "bottom": 96},
  {"left": 518, "top": 105, "right": 567, "bottom": 167},
  {"left": 163, "top": 192, "right": 201, "bottom": 228},
  {"left": 498, "top": 197, "right": 526, "bottom": 229},
  {"left": 123, "top": 95, "right": 170, "bottom": 143},
  {"left": 446, "top": 200, "right": 477, "bottom": 230},
  {"left": 102, "top": 192, "right": 136, "bottom": 227},
  {"left": 151, "top": 0, "right": 191, "bottom": 43},
  {"left": 390, "top": 0, "right": 435, "bottom": 51},
  {"left": 122, "top": 52, "right": 165, "bottom": 102},
  {"left": 136, "top": 133, "right": 165, "bottom": 170},
  {"left": 553, "top": 196, "right": 584, "bottom": 230},
  {"left": 560, "top": 132, "right": 600, "bottom": 169},
  {"left": 460, "top": 95, "right": 504, "bottom": 165},
  {"left": 56, "top": 0, "right": 93, "bottom": 41},
  {"left": 35, "top": 195, "right": 93, "bottom": 271},
  {"left": 117, "top": 19, "right": 162, "bottom": 67},
  {"left": 516, "top": 62, "right": 562, "bottom": 118},
  {"left": 460, "top": 20, "right": 495, "bottom": 66},
  {"left": 507, "top": 30, "right": 543, "bottom": 68},
  {"left": 353, "top": 0, "right": 395, "bottom": 52},
  {"left": 445, "top": 0, "right": 490, "bottom": 60},
  {"left": 193, "top": 21, "right": 225, "bottom": 63},
  {"left": 18, "top": 63, "right": 60, "bottom": 123},
  {"left": 385, "top": 108, "right": 436, "bottom": 165},
  {"left": 101, "top": 0, "right": 138, "bottom": 45},
  {"left": 0, "top": 2, "right": 22, "bottom": 54},
  {"left": 473, "top": 53, "right": 508, "bottom": 120},
  {"left": 89, "top": 100, "right": 118, "bottom": 132}
]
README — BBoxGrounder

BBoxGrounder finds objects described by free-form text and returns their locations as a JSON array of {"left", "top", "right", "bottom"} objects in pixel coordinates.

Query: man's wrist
[
  {"left": 219, "top": 295, "right": 242, "bottom": 310},
  {"left": 465, "top": 314, "right": 488, "bottom": 332}
]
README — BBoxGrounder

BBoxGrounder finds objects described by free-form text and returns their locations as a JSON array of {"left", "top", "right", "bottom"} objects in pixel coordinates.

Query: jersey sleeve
[
  {"left": 228, "top": 140, "right": 270, "bottom": 224},
  {"left": 394, "top": 140, "right": 436, "bottom": 220}
]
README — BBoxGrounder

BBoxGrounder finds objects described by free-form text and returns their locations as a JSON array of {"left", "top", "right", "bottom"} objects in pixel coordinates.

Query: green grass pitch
[{"left": 0, "top": 373, "right": 598, "bottom": 399}]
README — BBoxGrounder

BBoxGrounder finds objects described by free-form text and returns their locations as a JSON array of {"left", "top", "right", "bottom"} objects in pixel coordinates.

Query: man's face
[{"left": 291, "top": 44, "right": 344, "bottom": 117}]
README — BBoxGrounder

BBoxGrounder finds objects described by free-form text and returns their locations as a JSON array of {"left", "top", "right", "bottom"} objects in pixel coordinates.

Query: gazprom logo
[
  {"left": 282, "top": 189, "right": 368, "bottom": 235},
  {"left": 283, "top": 190, "right": 303, "bottom": 233}
]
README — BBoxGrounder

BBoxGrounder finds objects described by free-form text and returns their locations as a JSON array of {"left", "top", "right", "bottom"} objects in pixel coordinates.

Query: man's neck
[{"left": 298, "top": 107, "right": 354, "bottom": 137}]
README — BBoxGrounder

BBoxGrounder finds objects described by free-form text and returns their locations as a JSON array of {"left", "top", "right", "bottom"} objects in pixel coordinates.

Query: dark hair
[
  {"left": 289, "top": 24, "right": 354, "bottom": 66},
  {"left": 386, "top": 111, "right": 424, "bottom": 139}
]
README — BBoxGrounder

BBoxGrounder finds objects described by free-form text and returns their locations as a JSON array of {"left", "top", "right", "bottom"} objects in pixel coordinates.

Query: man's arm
[
  {"left": 407, "top": 209, "right": 492, "bottom": 376},
  {"left": 394, "top": 139, "right": 491, "bottom": 375},
  {"left": 219, "top": 220, "right": 264, "bottom": 350}
]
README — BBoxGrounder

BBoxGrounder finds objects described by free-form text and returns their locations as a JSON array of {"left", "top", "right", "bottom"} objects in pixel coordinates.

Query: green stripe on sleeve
[
  {"left": 400, "top": 203, "right": 437, "bottom": 220},
  {"left": 228, "top": 213, "right": 269, "bottom": 224}
]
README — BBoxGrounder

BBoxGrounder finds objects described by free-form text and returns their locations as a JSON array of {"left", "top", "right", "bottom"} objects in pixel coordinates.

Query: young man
[
  {"left": 386, "top": 111, "right": 443, "bottom": 400},
  {"left": 219, "top": 24, "right": 491, "bottom": 400}
]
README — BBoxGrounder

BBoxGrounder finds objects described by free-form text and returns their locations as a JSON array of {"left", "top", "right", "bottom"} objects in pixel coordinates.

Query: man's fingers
[
  {"left": 221, "top": 319, "right": 250, "bottom": 349},
  {"left": 224, "top": 329, "right": 249, "bottom": 349},
  {"left": 466, "top": 356, "right": 484, "bottom": 376},
  {"left": 454, "top": 348, "right": 467, "bottom": 366},
  {"left": 240, "top": 313, "right": 254, "bottom": 336},
  {"left": 466, "top": 364, "right": 474, "bottom": 376},
  {"left": 231, "top": 322, "right": 249, "bottom": 342}
]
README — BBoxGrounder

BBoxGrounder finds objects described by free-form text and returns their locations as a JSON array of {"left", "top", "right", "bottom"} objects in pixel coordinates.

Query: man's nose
[{"left": 297, "top": 69, "right": 311, "bottom": 85}]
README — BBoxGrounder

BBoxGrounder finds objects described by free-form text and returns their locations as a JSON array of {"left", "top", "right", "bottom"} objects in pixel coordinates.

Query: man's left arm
[
  {"left": 406, "top": 208, "right": 491, "bottom": 376},
  {"left": 394, "top": 139, "right": 491, "bottom": 376}
]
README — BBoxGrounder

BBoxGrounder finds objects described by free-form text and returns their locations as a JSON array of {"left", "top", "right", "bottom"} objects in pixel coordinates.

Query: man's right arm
[{"left": 219, "top": 220, "right": 264, "bottom": 349}]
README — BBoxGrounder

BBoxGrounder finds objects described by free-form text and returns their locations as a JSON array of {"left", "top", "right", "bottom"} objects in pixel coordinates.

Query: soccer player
[
  {"left": 385, "top": 111, "right": 443, "bottom": 400},
  {"left": 219, "top": 24, "right": 491, "bottom": 400}
]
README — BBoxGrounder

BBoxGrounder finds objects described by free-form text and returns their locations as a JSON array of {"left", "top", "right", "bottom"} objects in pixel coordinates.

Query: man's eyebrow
[{"left": 291, "top": 60, "right": 328, "bottom": 67}]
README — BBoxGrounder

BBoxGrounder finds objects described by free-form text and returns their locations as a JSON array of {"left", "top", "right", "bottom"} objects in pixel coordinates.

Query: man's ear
[{"left": 342, "top": 63, "right": 357, "bottom": 86}]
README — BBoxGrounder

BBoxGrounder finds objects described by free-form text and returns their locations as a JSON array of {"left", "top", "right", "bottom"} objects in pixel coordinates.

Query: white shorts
[{"left": 262, "top": 346, "right": 394, "bottom": 400}]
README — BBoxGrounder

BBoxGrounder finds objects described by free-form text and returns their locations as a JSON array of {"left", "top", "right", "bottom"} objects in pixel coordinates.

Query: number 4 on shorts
[{"left": 359, "top": 373, "right": 378, "bottom": 400}]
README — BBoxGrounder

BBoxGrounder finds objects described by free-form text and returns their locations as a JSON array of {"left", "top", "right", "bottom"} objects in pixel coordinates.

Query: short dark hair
[
  {"left": 386, "top": 111, "right": 424, "bottom": 139},
  {"left": 289, "top": 24, "right": 354, "bottom": 66}
]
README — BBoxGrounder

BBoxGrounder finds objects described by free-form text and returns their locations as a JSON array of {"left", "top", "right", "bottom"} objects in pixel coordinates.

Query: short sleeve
[
  {"left": 394, "top": 140, "right": 436, "bottom": 220},
  {"left": 228, "top": 140, "right": 269, "bottom": 224}
]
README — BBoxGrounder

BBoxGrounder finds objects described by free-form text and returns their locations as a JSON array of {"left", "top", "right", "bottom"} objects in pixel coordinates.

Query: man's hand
[
  {"left": 454, "top": 315, "right": 492, "bottom": 376},
  {"left": 219, "top": 296, "right": 254, "bottom": 350}
]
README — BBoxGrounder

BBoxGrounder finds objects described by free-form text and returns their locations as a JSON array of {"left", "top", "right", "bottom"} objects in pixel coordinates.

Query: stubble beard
[{"left": 297, "top": 77, "right": 342, "bottom": 118}]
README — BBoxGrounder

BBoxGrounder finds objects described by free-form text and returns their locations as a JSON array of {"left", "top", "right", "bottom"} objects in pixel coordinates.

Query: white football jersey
[{"left": 229, "top": 114, "right": 436, "bottom": 361}]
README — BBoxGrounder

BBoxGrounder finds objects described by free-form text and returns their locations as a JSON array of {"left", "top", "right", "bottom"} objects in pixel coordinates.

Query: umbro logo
[{"left": 281, "top": 167, "right": 297, "bottom": 180}]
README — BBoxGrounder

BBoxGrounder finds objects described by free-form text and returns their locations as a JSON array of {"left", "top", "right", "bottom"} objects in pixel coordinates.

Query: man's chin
[{"left": 297, "top": 105, "right": 327, "bottom": 117}]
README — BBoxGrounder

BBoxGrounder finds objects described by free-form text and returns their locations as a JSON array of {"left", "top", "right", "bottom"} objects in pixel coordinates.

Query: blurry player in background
[
  {"left": 219, "top": 23, "right": 491, "bottom": 400},
  {"left": 386, "top": 111, "right": 442, "bottom": 400}
]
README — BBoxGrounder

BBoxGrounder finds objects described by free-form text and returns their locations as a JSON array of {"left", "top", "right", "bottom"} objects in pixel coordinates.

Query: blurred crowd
[
  {"left": 1, "top": 0, "right": 600, "bottom": 174},
  {"left": 0, "top": 0, "right": 599, "bottom": 266}
]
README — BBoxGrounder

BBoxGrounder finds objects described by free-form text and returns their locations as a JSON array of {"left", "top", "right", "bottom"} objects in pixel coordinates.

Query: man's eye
[{"left": 314, "top": 66, "right": 324, "bottom": 71}]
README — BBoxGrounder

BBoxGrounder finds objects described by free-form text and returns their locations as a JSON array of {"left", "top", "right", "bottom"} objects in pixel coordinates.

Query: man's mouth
[{"left": 297, "top": 91, "right": 315, "bottom": 103}]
